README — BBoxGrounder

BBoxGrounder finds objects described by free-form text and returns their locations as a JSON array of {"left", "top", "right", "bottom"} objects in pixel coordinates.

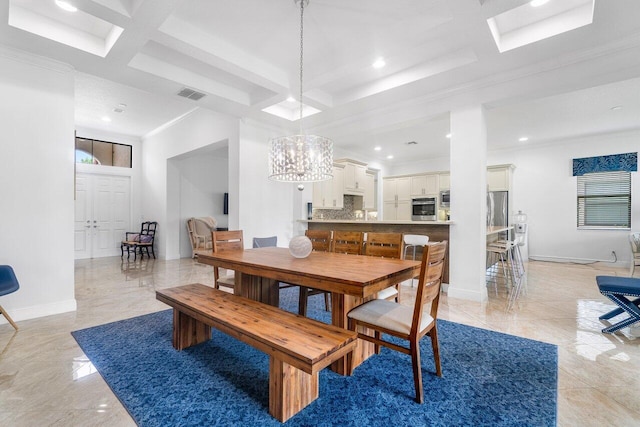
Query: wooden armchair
[
  {"left": 299, "top": 230, "right": 333, "bottom": 316},
  {"left": 121, "top": 221, "right": 158, "bottom": 260},
  {"left": 364, "top": 232, "right": 404, "bottom": 301},
  {"left": 212, "top": 230, "right": 244, "bottom": 291},
  {"left": 347, "top": 241, "right": 447, "bottom": 403}
]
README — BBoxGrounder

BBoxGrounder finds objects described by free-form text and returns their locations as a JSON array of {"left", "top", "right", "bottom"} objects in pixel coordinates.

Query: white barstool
[{"left": 404, "top": 234, "right": 429, "bottom": 287}]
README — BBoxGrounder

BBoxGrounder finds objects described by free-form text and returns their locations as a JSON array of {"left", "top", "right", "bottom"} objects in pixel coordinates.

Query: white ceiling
[{"left": 1, "top": 0, "right": 639, "bottom": 166}]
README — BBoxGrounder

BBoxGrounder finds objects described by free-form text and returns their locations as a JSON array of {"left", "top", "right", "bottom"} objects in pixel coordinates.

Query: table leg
[
  {"left": 330, "top": 293, "right": 375, "bottom": 375},
  {"left": 234, "top": 272, "right": 279, "bottom": 307}
]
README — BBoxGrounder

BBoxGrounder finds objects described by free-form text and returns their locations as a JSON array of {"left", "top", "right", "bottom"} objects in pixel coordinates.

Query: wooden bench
[{"left": 156, "top": 283, "right": 357, "bottom": 422}]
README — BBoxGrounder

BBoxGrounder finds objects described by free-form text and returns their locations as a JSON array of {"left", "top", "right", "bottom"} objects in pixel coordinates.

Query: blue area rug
[{"left": 72, "top": 288, "right": 557, "bottom": 426}]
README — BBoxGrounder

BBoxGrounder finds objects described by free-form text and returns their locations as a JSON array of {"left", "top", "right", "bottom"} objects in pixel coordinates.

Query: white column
[{"left": 447, "top": 105, "right": 488, "bottom": 302}]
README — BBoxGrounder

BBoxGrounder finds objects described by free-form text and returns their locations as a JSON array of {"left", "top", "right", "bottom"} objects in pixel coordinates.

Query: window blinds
[{"left": 577, "top": 171, "right": 631, "bottom": 228}]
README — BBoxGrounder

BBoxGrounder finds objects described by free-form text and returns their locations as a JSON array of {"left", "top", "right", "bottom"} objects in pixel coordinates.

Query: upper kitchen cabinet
[
  {"left": 312, "top": 164, "right": 345, "bottom": 209},
  {"left": 411, "top": 174, "right": 438, "bottom": 196},
  {"left": 487, "top": 164, "right": 515, "bottom": 192},
  {"left": 438, "top": 173, "right": 450, "bottom": 191},
  {"left": 338, "top": 159, "right": 367, "bottom": 195}
]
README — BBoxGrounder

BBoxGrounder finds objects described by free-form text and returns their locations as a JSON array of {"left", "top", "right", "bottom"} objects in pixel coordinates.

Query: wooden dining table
[{"left": 197, "top": 247, "right": 421, "bottom": 374}]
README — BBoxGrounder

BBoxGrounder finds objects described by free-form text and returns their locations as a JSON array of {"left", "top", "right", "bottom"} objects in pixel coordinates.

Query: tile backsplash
[{"left": 312, "top": 195, "right": 358, "bottom": 220}]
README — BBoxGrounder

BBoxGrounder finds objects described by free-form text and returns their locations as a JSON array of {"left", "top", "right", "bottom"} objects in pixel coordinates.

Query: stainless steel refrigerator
[{"left": 487, "top": 191, "right": 509, "bottom": 228}]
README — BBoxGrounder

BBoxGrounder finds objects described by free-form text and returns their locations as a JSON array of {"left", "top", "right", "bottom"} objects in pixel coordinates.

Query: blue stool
[{"left": 596, "top": 276, "right": 640, "bottom": 334}]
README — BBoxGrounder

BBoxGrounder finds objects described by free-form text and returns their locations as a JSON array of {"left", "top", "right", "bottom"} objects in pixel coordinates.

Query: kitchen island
[{"left": 301, "top": 219, "right": 451, "bottom": 283}]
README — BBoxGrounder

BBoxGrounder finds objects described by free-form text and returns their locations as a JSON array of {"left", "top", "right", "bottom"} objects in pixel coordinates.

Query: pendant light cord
[{"left": 299, "top": 0, "right": 305, "bottom": 133}]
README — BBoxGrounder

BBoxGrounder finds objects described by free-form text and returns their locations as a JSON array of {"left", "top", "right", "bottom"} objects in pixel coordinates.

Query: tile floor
[{"left": 0, "top": 256, "right": 639, "bottom": 426}]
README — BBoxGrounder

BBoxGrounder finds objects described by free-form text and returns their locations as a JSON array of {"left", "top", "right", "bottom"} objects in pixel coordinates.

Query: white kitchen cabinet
[
  {"left": 438, "top": 173, "right": 450, "bottom": 191},
  {"left": 383, "top": 176, "right": 411, "bottom": 220},
  {"left": 312, "top": 165, "right": 344, "bottom": 209},
  {"left": 341, "top": 160, "right": 367, "bottom": 195},
  {"left": 487, "top": 165, "right": 514, "bottom": 192},
  {"left": 411, "top": 174, "right": 438, "bottom": 196},
  {"left": 363, "top": 171, "right": 375, "bottom": 210}
]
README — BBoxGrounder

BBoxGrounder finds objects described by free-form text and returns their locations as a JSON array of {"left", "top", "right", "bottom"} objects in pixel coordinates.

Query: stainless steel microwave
[
  {"left": 411, "top": 197, "right": 437, "bottom": 221},
  {"left": 440, "top": 190, "right": 450, "bottom": 208}
]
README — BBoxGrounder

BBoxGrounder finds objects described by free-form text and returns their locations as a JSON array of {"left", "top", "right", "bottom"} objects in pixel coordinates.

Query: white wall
[
  {"left": 0, "top": 49, "right": 76, "bottom": 323},
  {"left": 489, "top": 131, "right": 640, "bottom": 265},
  {"left": 174, "top": 152, "right": 229, "bottom": 257},
  {"left": 141, "top": 108, "right": 239, "bottom": 259}
]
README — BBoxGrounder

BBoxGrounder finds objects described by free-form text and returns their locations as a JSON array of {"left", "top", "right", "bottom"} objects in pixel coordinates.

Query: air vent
[
  {"left": 406, "top": 141, "right": 418, "bottom": 145},
  {"left": 177, "top": 88, "right": 206, "bottom": 101}
]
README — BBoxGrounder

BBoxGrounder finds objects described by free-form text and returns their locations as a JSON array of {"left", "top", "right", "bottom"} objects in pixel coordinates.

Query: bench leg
[
  {"left": 269, "top": 356, "right": 318, "bottom": 423},
  {"left": 172, "top": 309, "right": 211, "bottom": 350}
]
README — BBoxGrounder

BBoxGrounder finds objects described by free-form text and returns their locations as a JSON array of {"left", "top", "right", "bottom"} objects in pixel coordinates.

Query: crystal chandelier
[{"left": 268, "top": 0, "right": 333, "bottom": 183}]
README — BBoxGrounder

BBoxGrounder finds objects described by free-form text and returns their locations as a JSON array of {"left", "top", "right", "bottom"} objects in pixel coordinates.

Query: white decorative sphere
[{"left": 289, "top": 235, "right": 313, "bottom": 258}]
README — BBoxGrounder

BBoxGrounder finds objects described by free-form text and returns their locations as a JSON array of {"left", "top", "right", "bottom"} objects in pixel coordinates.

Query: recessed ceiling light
[
  {"left": 286, "top": 96, "right": 296, "bottom": 103},
  {"left": 55, "top": 0, "right": 78, "bottom": 12},
  {"left": 372, "top": 57, "right": 386, "bottom": 69},
  {"left": 386, "top": 155, "right": 394, "bottom": 160},
  {"left": 519, "top": 137, "right": 529, "bottom": 142},
  {"left": 117, "top": 103, "right": 127, "bottom": 108},
  {"left": 113, "top": 108, "right": 124, "bottom": 113},
  {"left": 446, "top": 133, "right": 451, "bottom": 139},
  {"left": 530, "top": 0, "right": 550, "bottom": 7},
  {"left": 610, "top": 105, "right": 622, "bottom": 111},
  {"left": 374, "top": 146, "right": 382, "bottom": 151},
  {"left": 101, "top": 116, "right": 111, "bottom": 122}
]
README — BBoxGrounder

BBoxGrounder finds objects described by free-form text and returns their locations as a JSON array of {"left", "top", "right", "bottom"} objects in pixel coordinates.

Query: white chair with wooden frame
[
  {"left": 364, "top": 232, "right": 404, "bottom": 302},
  {"left": 299, "top": 230, "right": 333, "bottom": 316},
  {"left": 347, "top": 240, "right": 447, "bottom": 404},
  {"left": 212, "top": 230, "right": 244, "bottom": 291},
  {"left": 630, "top": 232, "right": 640, "bottom": 277}
]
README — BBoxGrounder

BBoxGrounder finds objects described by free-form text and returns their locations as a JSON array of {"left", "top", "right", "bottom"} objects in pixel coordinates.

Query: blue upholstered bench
[{"left": 596, "top": 276, "right": 640, "bottom": 333}]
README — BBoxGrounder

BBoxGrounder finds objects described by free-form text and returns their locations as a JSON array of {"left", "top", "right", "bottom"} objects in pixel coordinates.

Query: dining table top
[{"left": 197, "top": 247, "right": 421, "bottom": 298}]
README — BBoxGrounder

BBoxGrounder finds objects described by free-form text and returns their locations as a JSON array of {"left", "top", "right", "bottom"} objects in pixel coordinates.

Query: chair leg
[
  {"left": 374, "top": 331, "right": 382, "bottom": 354},
  {"left": 346, "top": 318, "right": 356, "bottom": 376},
  {"left": 120, "top": 244, "right": 124, "bottom": 259},
  {"left": 298, "top": 287, "right": 309, "bottom": 316},
  {"left": 429, "top": 325, "right": 442, "bottom": 377},
  {"left": 323, "top": 292, "right": 330, "bottom": 311},
  {"left": 410, "top": 337, "right": 423, "bottom": 404},
  {"left": 0, "top": 304, "right": 18, "bottom": 331},
  {"left": 396, "top": 284, "right": 401, "bottom": 303}
]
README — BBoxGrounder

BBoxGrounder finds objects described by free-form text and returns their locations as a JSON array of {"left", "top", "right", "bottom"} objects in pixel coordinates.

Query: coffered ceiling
[{"left": 1, "top": 0, "right": 639, "bottom": 165}]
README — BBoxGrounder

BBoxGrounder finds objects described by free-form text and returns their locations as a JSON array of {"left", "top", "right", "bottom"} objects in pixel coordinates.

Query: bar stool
[
  {"left": 486, "top": 240, "right": 525, "bottom": 309},
  {"left": 404, "top": 234, "right": 429, "bottom": 287}
]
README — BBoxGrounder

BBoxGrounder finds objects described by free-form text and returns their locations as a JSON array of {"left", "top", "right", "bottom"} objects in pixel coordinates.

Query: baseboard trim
[
  {"left": 0, "top": 299, "right": 77, "bottom": 324},
  {"left": 447, "top": 285, "right": 488, "bottom": 302}
]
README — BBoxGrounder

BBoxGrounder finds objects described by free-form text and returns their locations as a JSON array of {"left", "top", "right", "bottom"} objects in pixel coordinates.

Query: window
[
  {"left": 75, "top": 137, "right": 132, "bottom": 168},
  {"left": 577, "top": 171, "right": 631, "bottom": 229}
]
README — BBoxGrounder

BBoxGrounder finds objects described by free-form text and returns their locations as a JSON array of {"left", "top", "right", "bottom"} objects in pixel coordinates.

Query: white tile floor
[{"left": 0, "top": 256, "right": 639, "bottom": 426}]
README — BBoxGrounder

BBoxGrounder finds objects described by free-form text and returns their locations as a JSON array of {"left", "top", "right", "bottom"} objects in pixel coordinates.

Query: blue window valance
[{"left": 572, "top": 152, "right": 637, "bottom": 176}]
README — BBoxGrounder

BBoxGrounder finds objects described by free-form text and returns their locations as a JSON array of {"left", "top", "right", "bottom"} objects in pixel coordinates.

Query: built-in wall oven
[{"left": 411, "top": 197, "right": 437, "bottom": 221}]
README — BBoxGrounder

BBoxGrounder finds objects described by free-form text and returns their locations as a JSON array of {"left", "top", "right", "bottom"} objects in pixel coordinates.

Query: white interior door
[{"left": 75, "top": 173, "right": 131, "bottom": 259}]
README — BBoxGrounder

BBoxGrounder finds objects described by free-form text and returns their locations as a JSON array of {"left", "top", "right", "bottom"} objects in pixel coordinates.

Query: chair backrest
[
  {"left": 365, "top": 232, "right": 403, "bottom": 259},
  {"left": 332, "top": 231, "right": 364, "bottom": 255},
  {"left": 0, "top": 265, "right": 20, "bottom": 296},
  {"left": 305, "top": 230, "right": 332, "bottom": 252},
  {"left": 412, "top": 241, "right": 448, "bottom": 334},
  {"left": 630, "top": 232, "right": 640, "bottom": 254},
  {"left": 141, "top": 221, "right": 157, "bottom": 237},
  {"left": 212, "top": 230, "right": 244, "bottom": 282},
  {"left": 253, "top": 236, "right": 277, "bottom": 248},
  {"left": 194, "top": 218, "right": 215, "bottom": 236},
  {"left": 212, "top": 230, "right": 244, "bottom": 253}
]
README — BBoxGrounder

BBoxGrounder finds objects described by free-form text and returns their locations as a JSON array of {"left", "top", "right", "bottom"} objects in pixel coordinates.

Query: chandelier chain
[{"left": 299, "top": 0, "right": 305, "bottom": 128}]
